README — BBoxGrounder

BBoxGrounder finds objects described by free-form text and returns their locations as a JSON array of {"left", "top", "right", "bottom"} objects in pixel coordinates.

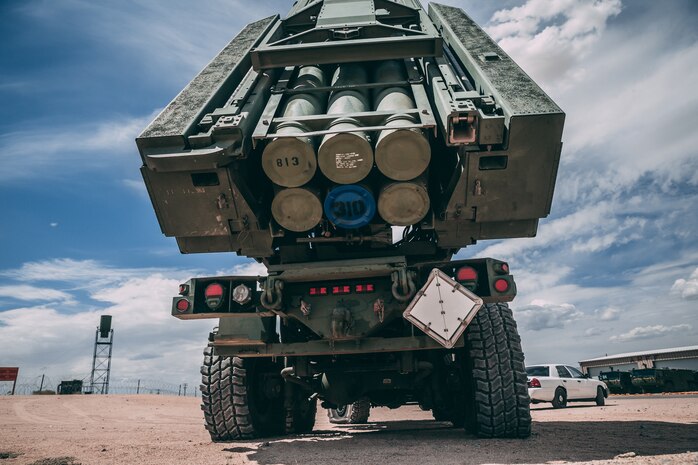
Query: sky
[{"left": 0, "top": 0, "right": 696, "bottom": 392}]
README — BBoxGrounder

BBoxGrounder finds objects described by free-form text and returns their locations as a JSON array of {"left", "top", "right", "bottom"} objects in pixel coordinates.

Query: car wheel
[
  {"left": 595, "top": 387, "right": 605, "bottom": 406},
  {"left": 552, "top": 387, "right": 567, "bottom": 409}
]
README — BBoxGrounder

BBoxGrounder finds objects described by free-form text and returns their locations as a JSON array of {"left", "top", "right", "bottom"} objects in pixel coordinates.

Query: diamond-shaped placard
[{"left": 403, "top": 268, "right": 483, "bottom": 349}]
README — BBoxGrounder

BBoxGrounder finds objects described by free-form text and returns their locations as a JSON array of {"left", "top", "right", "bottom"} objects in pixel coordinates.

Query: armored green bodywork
[
  {"left": 599, "top": 371, "right": 634, "bottom": 394},
  {"left": 629, "top": 368, "right": 698, "bottom": 393},
  {"left": 137, "top": 1, "right": 564, "bottom": 441}
]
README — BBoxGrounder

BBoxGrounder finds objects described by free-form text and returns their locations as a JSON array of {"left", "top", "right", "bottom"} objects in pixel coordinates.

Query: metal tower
[{"left": 89, "top": 315, "right": 113, "bottom": 394}]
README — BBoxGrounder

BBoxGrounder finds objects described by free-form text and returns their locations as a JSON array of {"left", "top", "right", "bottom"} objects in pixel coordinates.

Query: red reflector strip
[
  {"left": 355, "top": 283, "right": 376, "bottom": 293},
  {"left": 494, "top": 278, "right": 510, "bottom": 293},
  {"left": 310, "top": 287, "right": 329, "bottom": 296},
  {"left": 332, "top": 285, "right": 351, "bottom": 295}
]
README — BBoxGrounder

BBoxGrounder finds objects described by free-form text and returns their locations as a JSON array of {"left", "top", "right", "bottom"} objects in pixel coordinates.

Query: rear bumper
[
  {"left": 528, "top": 387, "right": 555, "bottom": 402},
  {"left": 213, "top": 334, "right": 462, "bottom": 358}
]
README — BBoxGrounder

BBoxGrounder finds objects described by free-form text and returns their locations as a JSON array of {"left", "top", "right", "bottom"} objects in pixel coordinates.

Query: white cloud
[
  {"left": 584, "top": 327, "right": 605, "bottom": 337},
  {"left": 595, "top": 307, "right": 620, "bottom": 321},
  {"left": 487, "top": 0, "right": 622, "bottom": 90},
  {"left": 49, "top": 222, "right": 58, "bottom": 228},
  {"left": 2, "top": 258, "right": 183, "bottom": 286},
  {"left": 481, "top": 0, "right": 698, "bottom": 234},
  {"left": 0, "top": 257, "right": 273, "bottom": 386},
  {"left": 19, "top": 0, "right": 273, "bottom": 81},
  {"left": 671, "top": 268, "right": 698, "bottom": 300},
  {"left": 515, "top": 300, "right": 583, "bottom": 331},
  {"left": 0, "top": 114, "right": 155, "bottom": 183},
  {"left": 0, "top": 267, "right": 212, "bottom": 386},
  {"left": 122, "top": 179, "right": 148, "bottom": 195},
  {"left": 610, "top": 324, "right": 692, "bottom": 343},
  {"left": 0, "top": 285, "right": 73, "bottom": 303},
  {"left": 217, "top": 261, "right": 268, "bottom": 277},
  {"left": 477, "top": 200, "right": 645, "bottom": 260}
]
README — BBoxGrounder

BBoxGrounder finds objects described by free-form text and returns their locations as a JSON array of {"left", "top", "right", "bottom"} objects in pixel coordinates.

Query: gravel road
[{"left": 1, "top": 394, "right": 696, "bottom": 465}]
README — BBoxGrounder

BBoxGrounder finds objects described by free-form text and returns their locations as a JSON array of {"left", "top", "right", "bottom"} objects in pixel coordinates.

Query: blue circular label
[{"left": 324, "top": 184, "right": 376, "bottom": 229}]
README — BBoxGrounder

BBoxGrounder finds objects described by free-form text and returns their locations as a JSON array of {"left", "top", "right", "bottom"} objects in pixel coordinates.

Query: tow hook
[
  {"left": 261, "top": 278, "right": 284, "bottom": 311},
  {"left": 391, "top": 269, "right": 416, "bottom": 302}
]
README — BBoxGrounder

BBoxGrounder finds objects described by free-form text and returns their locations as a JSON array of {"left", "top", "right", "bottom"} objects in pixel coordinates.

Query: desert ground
[{"left": 1, "top": 394, "right": 697, "bottom": 465}]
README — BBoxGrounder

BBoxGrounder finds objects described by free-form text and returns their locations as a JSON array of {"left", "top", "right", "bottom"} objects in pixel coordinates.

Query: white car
[{"left": 526, "top": 364, "right": 608, "bottom": 408}]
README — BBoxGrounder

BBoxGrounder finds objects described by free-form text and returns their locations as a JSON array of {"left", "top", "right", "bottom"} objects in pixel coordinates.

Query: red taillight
[
  {"left": 175, "top": 299, "right": 190, "bottom": 313},
  {"left": 456, "top": 266, "right": 478, "bottom": 282},
  {"left": 332, "top": 285, "right": 351, "bottom": 295},
  {"left": 309, "top": 287, "right": 328, "bottom": 296},
  {"left": 356, "top": 283, "right": 375, "bottom": 293},
  {"left": 494, "top": 262, "right": 509, "bottom": 274},
  {"left": 205, "top": 283, "right": 224, "bottom": 298},
  {"left": 528, "top": 378, "right": 541, "bottom": 388},
  {"left": 204, "top": 283, "right": 224, "bottom": 309},
  {"left": 494, "top": 278, "right": 510, "bottom": 293}
]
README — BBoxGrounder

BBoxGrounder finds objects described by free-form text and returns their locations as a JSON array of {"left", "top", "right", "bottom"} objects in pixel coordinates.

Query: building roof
[{"left": 579, "top": 345, "right": 698, "bottom": 364}]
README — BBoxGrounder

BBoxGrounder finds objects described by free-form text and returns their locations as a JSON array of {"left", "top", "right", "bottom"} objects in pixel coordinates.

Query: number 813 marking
[{"left": 276, "top": 157, "right": 300, "bottom": 167}]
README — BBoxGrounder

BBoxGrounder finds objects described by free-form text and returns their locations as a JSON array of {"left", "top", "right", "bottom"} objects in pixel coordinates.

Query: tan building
[{"left": 579, "top": 345, "right": 698, "bottom": 377}]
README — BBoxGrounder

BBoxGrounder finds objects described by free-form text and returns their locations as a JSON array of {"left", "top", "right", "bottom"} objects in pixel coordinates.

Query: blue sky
[{"left": 1, "top": 0, "right": 697, "bottom": 390}]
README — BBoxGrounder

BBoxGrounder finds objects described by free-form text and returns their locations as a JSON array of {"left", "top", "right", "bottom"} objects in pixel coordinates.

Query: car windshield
[
  {"left": 526, "top": 366, "right": 549, "bottom": 377},
  {"left": 600, "top": 372, "right": 620, "bottom": 380}
]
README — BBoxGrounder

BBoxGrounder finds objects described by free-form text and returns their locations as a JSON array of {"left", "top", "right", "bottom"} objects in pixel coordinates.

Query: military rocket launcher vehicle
[{"left": 137, "top": 0, "right": 564, "bottom": 441}]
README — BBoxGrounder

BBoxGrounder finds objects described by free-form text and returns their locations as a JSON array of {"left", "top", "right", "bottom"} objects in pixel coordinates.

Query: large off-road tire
[
  {"left": 461, "top": 302, "right": 532, "bottom": 438},
  {"left": 327, "top": 398, "right": 371, "bottom": 424},
  {"left": 349, "top": 398, "right": 371, "bottom": 424},
  {"left": 432, "top": 407, "right": 450, "bottom": 422},
  {"left": 285, "top": 384, "right": 317, "bottom": 434},
  {"left": 433, "top": 403, "right": 465, "bottom": 427},
  {"left": 327, "top": 404, "right": 351, "bottom": 424},
  {"left": 200, "top": 348, "right": 286, "bottom": 441}
]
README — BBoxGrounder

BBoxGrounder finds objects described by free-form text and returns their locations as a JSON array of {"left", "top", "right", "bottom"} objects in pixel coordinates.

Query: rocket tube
[
  {"left": 318, "top": 64, "right": 374, "bottom": 184},
  {"left": 271, "top": 186, "right": 323, "bottom": 232},
  {"left": 323, "top": 183, "right": 376, "bottom": 229},
  {"left": 262, "top": 66, "right": 326, "bottom": 188},
  {"left": 373, "top": 61, "right": 431, "bottom": 181},
  {"left": 377, "top": 175, "right": 430, "bottom": 226}
]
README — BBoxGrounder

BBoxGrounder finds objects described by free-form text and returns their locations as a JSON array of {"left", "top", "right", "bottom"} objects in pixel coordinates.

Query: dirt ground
[{"left": 1, "top": 394, "right": 696, "bottom": 465}]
